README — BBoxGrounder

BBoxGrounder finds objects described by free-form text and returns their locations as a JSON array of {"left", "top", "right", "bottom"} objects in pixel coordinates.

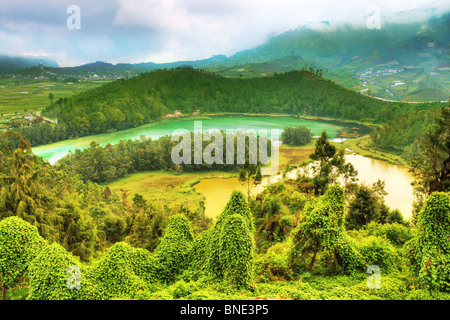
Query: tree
[
  {"left": 309, "top": 130, "right": 358, "bottom": 193},
  {"left": 405, "top": 191, "right": 450, "bottom": 292},
  {"left": 409, "top": 106, "right": 450, "bottom": 221},
  {"left": 310, "top": 130, "right": 336, "bottom": 163},
  {"left": 239, "top": 164, "right": 262, "bottom": 202},
  {"left": 290, "top": 185, "right": 363, "bottom": 274},
  {"left": 0, "top": 131, "right": 58, "bottom": 240},
  {"left": 48, "top": 93, "right": 54, "bottom": 106},
  {"left": 346, "top": 183, "right": 383, "bottom": 230},
  {"left": 0, "top": 217, "right": 46, "bottom": 300},
  {"left": 281, "top": 126, "right": 312, "bottom": 146},
  {"left": 309, "top": 130, "right": 337, "bottom": 193}
]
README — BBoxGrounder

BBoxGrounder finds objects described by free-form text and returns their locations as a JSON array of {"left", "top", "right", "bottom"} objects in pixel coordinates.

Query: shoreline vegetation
[{"left": 1, "top": 83, "right": 448, "bottom": 302}]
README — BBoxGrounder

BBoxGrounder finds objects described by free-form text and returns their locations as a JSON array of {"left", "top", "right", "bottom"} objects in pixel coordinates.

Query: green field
[
  {"left": 103, "top": 170, "right": 213, "bottom": 215},
  {"left": 0, "top": 79, "right": 110, "bottom": 121}
]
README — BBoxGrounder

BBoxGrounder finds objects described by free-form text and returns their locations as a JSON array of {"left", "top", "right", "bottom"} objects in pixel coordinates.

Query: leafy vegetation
[
  {"left": 13, "top": 68, "right": 444, "bottom": 148},
  {"left": 281, "top": 126, "right": 312, "bottom": 146},
  {"left": 55, "top": 130, "right": 270, "bottom": 184},
  {"left": 405, "top": 192, "right": 450, "bottom": 292},
  {"left": 0, "top": 62, "right": 448, "bottom": 301}
]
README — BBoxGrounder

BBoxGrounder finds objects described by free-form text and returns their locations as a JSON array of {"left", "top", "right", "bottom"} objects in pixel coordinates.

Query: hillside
[
  {"left": 224, "top": 13, "right": 450, "bottom": 101},
  {"left": 0, "top": 55, "right": 58, "bottom": 74},
  {"left": 35, "top": 68, "right": 415, "bottom": 143}
]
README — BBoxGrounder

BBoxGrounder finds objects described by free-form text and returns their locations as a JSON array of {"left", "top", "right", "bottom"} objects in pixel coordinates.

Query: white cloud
[
  {"left": 0, "top": 0, "right": 448, "bottom": 65},
  {"left": 110, "top": 0, "right": 450, "bottom": 62}
]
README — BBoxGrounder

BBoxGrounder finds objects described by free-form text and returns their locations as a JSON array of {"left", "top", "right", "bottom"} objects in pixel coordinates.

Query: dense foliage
[
  {"left": 0, "top": 69, "right": 450, "bottom": 299},
  {"left": 372, "top": 105, "right": 448, "bottom": 160},
  {"left": 0, "top": 132, "right": 211, "bottom": 265},
  {"left": 15, "top": 68, "right": 444, "bottom": 147},
  {"left": 2, "top": 176, "right": 450, "bottom": 300},
  {"left": 0, "top": 217, "right": 46, "bottom": 299},
  {"left": 189, "top": 190, "right": 255, "bottom": 290},
  {"left": 56, "top": 131, "right": 271, "bottom": 184},
  {"left": 155, "top": 214, "right": 194, "bottom": 283},
  {"left": 290, "top": 185, "right": 364, "bottom": 275},
  {"left": 405, "top": 192, "right": 450, "bottom": 292},
  {"left": 281, "top": 126, "right": 312, "bottom": 146}
]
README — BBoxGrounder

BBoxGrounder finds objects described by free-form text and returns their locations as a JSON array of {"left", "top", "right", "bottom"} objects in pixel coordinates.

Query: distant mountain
[
  {"left": 0, "top": 55, "right": 59, "bottom": 74},
  {"left": 3, "top": 12, "right": 449, "bottom": 102},
  {"left": 6, "top": 55, "right": 230, "bottom": 78},
  {"left": 223, "top": 12, "right": 450, "bottom": 101}
]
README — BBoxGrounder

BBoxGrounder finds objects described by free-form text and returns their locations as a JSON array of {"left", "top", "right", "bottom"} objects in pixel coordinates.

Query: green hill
[
  {"left": 45, "top": 68, "right": 406, "bottom": 129},
  {"left": 10, "top": 67, "right": 437, "bottom": 148}
]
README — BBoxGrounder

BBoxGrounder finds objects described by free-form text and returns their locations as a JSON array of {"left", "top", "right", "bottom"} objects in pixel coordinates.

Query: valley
[{"left": 0, "top": 3, "right": 449, "bottom": 304}]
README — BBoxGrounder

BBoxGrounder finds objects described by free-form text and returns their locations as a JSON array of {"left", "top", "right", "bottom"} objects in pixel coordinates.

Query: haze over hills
[
  {"left": 0, "top": 55, "right": 59, "bottom": 74},
  {"left": 3, "top": 12, "right": 449, "bottom": 102}
]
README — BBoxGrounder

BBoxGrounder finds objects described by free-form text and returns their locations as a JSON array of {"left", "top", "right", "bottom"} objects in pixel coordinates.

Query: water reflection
[{"left": 194, "top": 153, "right": 414, "bottom": 221}]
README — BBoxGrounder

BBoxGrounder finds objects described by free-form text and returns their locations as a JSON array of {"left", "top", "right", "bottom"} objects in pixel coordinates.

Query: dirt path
[{"left": 36, "top": 110, "right": 57, "bottom": 124}]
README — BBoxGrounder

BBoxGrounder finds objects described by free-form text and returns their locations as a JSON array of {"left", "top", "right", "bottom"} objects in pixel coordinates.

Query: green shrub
[
  {"left": 357, "top": 236, "right": 400, "bottom": 273},
  {"left": 90, "top": 242, "right": 157, "bottom": 299},
  {"left": 405, "top": 192, "right": 450, "bottom": 292},
  {"left": 263, "top": 195, "right": 283, "bottom": 217},
  {"left": 254, "top": 244, "right": 292, "bottom": 282},
  {"left": 170, "top": 280, "right": 199, "bottom": 299},
  {"left": 288, "top": 192, "right": 306, "bottom": 213},
  {"left": 290, "top": 185, "right": 364, "bottom": 275},
  {"left": 366, "top": 222, "right": 413, "bottom": 246},
  {"left": 278, "top": 215, "right": 294, "bottom": 240},
  {"left": 218, "top": 214, "right": 254, "bottom": 289},
  {"left": 187, "top": 229, "right": 212, "bottom": 280},
  {"left": 189, "top": 190, "right": 255, "bottom": 290},
  {"left": 0, "top": 217, "right": 47, "bottom": 297},
  {"left": 27, "top": 243, "right": 103, "bottom": 300},
  {"left": 155, "top": 214, "right": 194, "bottom": 283}
]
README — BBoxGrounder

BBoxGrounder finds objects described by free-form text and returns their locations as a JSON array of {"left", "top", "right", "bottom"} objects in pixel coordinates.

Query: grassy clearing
[
  {"left": 101, "top": 145, "right": 316, "bottom": 219},
  {"left": 0, "top": 79, "right": 109, "bottom": 119},
  {"left": 104, "top": 145, "right": 315, "bottom": 201},
  {"left": 103, "top": 170, "right": 238, "bottom": 214},
  {"left": 339, "top": 135, "right": 407, "bottom": 166},
  {"left": 278, "top": 143, "right": 316, "bottom": 170}
]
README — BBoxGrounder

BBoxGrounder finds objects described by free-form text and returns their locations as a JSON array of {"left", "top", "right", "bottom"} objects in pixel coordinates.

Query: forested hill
[{"left": 17, "top": 67, "right": 442, "bottom": 148}]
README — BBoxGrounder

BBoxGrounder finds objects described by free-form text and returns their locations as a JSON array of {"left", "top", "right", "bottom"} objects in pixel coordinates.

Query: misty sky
[{"left": 0, "top": 0, "right": 449, "bottom": 66}]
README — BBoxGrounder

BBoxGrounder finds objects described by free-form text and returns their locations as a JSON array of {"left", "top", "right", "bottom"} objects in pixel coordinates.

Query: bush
[
  {"left": 0, "top": 217, "right": 47, "bottom": 297},
  {"left": 155, "top": 214, "right": 194, "bottom": 283},
  {"left": 405, "top": 192, "right": 450, "bottom": 292},
  {"left": 357, "top": 236, "right": 400, "bottom": 273},
  {"left": 288, "top": 192, "right": 306, "bottom": 213},
  {"left": 218, "top": 214, "right": 254, "bottom": 289},
  {"left": 189, "top": 190, "right": 255, "bottom": 290},
  {"left": 254, "top": 243, "right": 292, "bottom": 282},
  {"left": 170, "top": 280, "right": 199, "bottom": 299},
  {"left": 366, "top": 222, "right": 413, "bottom": 246},
  {"left": 27, "top": 243, "right": 103, "bottom": 300},
  {"left": 90, "top": 241, "right": 158, "bottom": 299}
]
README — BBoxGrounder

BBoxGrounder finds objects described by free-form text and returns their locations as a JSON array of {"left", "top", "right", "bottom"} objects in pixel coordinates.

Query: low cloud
[{"left": 0, "top": 0, "right": 448, "bottom": 66}]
